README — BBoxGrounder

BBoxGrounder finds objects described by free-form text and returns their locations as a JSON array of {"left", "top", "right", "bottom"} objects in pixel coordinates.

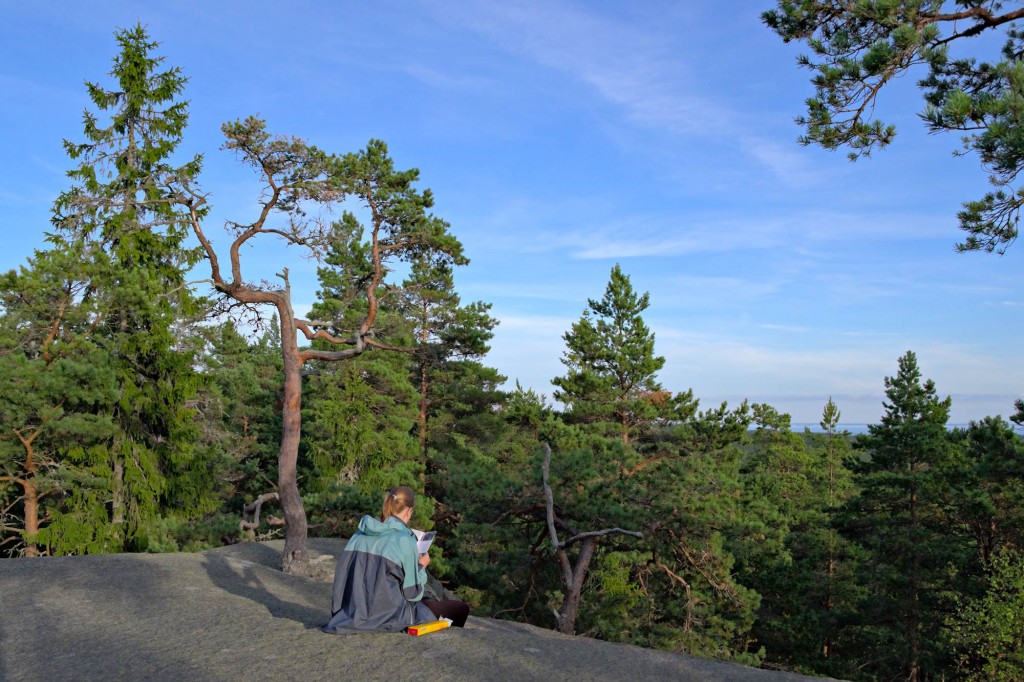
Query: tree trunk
[
  {"left": 21, "top": 434, "right": 41, "bottom": 557},
  {"left": 558, "top": 538, "right": 597, "bottom": 635},
  {"left": 278, "top": 310, "right": 309, "bottom": 576},
  {"left": 418, "top": 307, "right": 429, "bottom": 467},
  {"left": 23, "top": 483, "right": 40, "bottom": 558},
  {"left": 418, "top": 362, "right": 428, "bottom": 464},
  {"left": 111, "top": 456, "right": 124, "bottom": 540},
  {"left": 908, "top": 472, "right": 920, "bottom": 682}
]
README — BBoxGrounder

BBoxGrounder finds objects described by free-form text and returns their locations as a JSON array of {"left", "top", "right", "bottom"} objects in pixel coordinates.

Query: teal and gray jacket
[{"left": 321, "top": 515, "right": 433, "bottom": 634}]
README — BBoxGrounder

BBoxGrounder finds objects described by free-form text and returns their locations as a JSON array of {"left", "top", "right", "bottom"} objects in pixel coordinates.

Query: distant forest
[{"left": 2, "top": 27, "right": 1022, "bottom": 682}]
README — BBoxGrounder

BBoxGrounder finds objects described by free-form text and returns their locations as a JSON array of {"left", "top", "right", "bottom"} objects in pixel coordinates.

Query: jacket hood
[{"left": 357, "top": 514, "right": 410, "bottom": 538}]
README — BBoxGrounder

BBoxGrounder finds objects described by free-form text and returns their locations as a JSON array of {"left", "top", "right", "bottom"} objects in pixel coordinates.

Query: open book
[{"left": 411, "top": 529, "right": 436, "bottom": 555}]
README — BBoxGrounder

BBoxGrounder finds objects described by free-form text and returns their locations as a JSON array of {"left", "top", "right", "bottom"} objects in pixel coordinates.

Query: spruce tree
[
  {"left": 200, "top": 321, "right": 283, "bottom": 506},
  {"left": 2, "top": 26, "right": 211, "bottom": 553},
  {"left": 302, "top": 223, "right": 419, "bottom": 491},
  {"left": 48, "top": 26, "right": 211, "bottom": 547}
]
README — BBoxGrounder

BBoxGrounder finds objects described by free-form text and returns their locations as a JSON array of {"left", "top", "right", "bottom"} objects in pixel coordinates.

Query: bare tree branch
[
  {"left": 540, "top": 442, "right": 642, "bottom": 634},
  {"left": 240, "top": 491, "right": 280, "bottom": 539}
]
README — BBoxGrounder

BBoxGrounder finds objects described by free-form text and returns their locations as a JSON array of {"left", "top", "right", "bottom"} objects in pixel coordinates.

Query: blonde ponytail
[{"left": 381, "top": 486, "right": 415, "bottom": 522}]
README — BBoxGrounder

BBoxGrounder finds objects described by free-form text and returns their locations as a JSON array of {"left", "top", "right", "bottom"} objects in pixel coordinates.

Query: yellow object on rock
[{"left": 406, "top": 619, "right": 452, "bottom": 636}]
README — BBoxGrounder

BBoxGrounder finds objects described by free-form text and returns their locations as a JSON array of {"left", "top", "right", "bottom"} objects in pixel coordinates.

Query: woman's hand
[{"left": 418, "top": 553, "right": 430, "bottom": 568}]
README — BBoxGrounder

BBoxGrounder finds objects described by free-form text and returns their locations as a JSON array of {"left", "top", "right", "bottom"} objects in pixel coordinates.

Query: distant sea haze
[
  {"left": 791, "top": 423, "right": 994, "bottom": 435},
  {"left": 790, "top": 423, "right": 871, "bottom": 435}
]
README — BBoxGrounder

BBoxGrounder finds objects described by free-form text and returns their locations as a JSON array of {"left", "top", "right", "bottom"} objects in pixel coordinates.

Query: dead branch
[
  {"left": 541, "top": 443, "right": 642, "bottom": 551},
  {"left": 654, "top": 559, "right": 695, "bottom": 632},
  {"left": 540, "top": 442, "right": 643, "bottom": 634},
  {"left": 240, "top": 491, "right": 280, "bottom": 539},
  {"left": 561, "top": 527, "right": 644, "bottom": 547}
]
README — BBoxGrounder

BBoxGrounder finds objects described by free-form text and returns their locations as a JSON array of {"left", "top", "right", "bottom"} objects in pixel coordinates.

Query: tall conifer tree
[
  {"left": 553, "top": 264, "right": 670, "bottom": 445},
  {"left": 303, "top": 224, "right": 419, "bottom": 490},
  {"left": 399, "top": 255, "right": 497, "bottom": 463},
  {"left": 0, "top": 245, "right": 119, "bottom": 556},
  {"left": 848, "top": 351, "right": 961, "bottom": 681},
  {"left": 48, "top": 25, "right": 211, "bottom": 547}
]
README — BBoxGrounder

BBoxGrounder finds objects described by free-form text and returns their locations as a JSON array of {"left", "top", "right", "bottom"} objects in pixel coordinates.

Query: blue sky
[{"left": 3, "top": 1, "right": 1022, "bottom": 425}]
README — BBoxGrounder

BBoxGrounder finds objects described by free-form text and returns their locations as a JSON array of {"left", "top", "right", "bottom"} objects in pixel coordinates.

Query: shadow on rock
[{"left": 201, "top": 553, "right": 327, "bottom": 629}]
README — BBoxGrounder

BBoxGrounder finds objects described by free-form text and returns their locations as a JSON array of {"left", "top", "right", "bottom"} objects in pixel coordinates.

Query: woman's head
[{"left": 381, "top": 486, "right": 415, "bottom": 522}]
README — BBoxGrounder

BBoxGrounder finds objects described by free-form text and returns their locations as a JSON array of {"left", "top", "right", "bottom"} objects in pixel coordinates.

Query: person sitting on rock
[{"left": 322, "top": 485, "right": 470, "bottom": 634}]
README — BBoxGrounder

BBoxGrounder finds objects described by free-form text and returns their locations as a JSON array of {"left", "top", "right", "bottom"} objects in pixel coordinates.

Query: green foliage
[
  {"left": 552, "top": 264, "right": 671, "bottom": 445},
  {"left": 844, "top": 351, "right": 964, "bottom": 679},
  {"left": 303, "top": 483, "right": 379, "bottom": 540},
  {"left": 303, "top": 350, "right": 420, "bottom": 490},
  {"left": 0, "top": 211, "right": 113, "bottom": 557},
  {"left": 10, "top": 24, "right": 1024, "bottom": 682},
  {"left": 40, "top": 24, "right": 213, "bottom": 550},
  {"left": 303, "top": 226, "right": 421, "bottom": 491},
  {"left": 736, "top": 399, "right": 865, "bottom": 679},
  {"left": 764, "top": 2, "right": 1024, "bottom": 252},
  {"left": 949, "top": 547, "right": 1024, "bottom": 681},
  {"left": 199, "top": 321, "right": 283, "bottom": 504},
  {"left": 134, "top": 514, "right": 243, "bottom": 554},
  {"left": 438, "top": 388, "right": 766, "bottom": 663},
  {"left": 399, "top": 252, "right": 498, "bottom": 465},
  {"left": 947, "top": 416, "right": 1024, "bottom": 565},
  {"left": 33, "top": 483, "right": 121, "bottom": 555}
]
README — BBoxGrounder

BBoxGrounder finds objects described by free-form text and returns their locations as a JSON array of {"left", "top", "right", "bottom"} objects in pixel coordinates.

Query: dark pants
[{"left": 423, "top": 599, "right": 470, "bottom": 627}]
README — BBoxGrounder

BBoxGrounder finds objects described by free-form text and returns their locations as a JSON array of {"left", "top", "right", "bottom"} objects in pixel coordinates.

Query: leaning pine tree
[{"left": 182, "top": 127, "right": 467, "bottom": 575}]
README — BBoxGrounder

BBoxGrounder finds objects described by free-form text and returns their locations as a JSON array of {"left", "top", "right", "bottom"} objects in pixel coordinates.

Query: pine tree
[
  {"left": 811, "top": 397, "right": 862, "bottom": 670},
  {"left": 764, "top": 2, "right": 1024, "bottom": 252},
  {"left": 737, "top": 399, "right": 864, "bottom": 678},
  {"left": 185, "top": 134, "right": 467, "bottom": 573},
  {"left": 0, "top": 245, "right": 120, "bottom": 556},
  {"left": 847, "top": 351, "right": 962, "bottom": 680},
  {"left": 949, "top": 416, "right": 1024, "bottom": 566},
  {"left": 398, "top": 255, "right": 497, "bottom": 464},
  {"left": 553, "top": 264, "right": 669, "bottom": 445}
]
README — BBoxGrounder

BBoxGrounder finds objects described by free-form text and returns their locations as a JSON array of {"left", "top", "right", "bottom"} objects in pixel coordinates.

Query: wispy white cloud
[
  {"left": 492, "top": 313, "right": 574, "bottom": 336},
  {"left": 759, "top": 323, "right": 809, "bottom": 333},
  {"left": 401, "top": 64, "right": 494, "bottom": 91},
  {"left": 649, "top": 274, "right": 785, "bottom": 309},
  {"left": 558, "top": 215, "right": 785, "bottom": 259},
  {"left": 653, "top": 331, "right": 1024, "bottom": 417},
  {"left": 741, "top": 134, "right": 820, "bottom": 188},
  {"left": 436, "top": 0, "right": 815, "bottom": 184},
  {"left": 480, "top": 204, "right": 962, "bottom": 261},
  {"left": 464, "top": 282, "right": 592, "bottom": 303}
]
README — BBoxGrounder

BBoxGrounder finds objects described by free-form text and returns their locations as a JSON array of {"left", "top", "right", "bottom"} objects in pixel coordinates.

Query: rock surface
[{"left": 0, "top": 539, "right": 839, "bottom": 681}]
